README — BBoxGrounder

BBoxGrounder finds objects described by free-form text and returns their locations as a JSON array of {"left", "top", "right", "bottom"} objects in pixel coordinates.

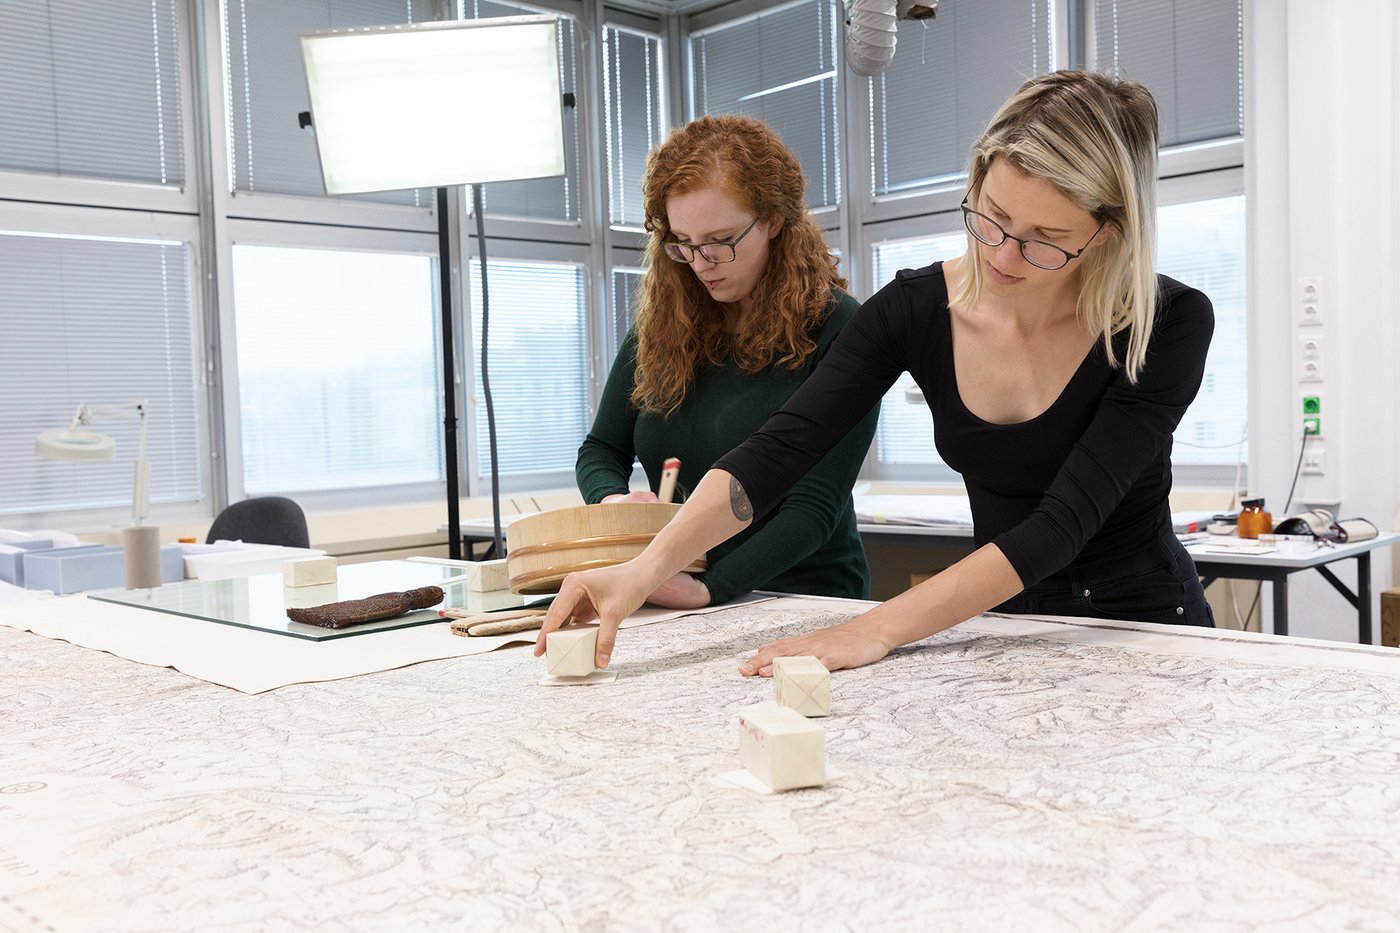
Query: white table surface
[
  {"left": 1184, "top": 531, "right": 1399, "bottom": 568},
  {"left": 3, "top": 596, "right": 1400, "bottom": 931}
]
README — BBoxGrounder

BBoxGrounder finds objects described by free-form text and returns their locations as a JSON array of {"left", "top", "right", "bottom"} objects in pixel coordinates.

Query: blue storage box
[
  {"left": 0, "top": 540, "right": 61, "bottom": 586},
  {"left": 22, "top": 545, "right": 184, "bottom": 595}
]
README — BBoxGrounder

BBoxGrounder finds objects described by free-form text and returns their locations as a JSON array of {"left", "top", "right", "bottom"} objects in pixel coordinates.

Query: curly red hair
[{"left": 631, "top": 114, "right": 846, "bottom": 416}]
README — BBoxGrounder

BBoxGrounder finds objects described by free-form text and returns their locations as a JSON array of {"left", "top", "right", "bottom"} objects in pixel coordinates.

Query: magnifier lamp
[{"left": 34, "top": 399, "right": 161, "bottom": 588}]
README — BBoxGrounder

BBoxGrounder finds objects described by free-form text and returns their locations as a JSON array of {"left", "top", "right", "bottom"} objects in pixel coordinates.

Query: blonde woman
[
  {"left": 573, "top": 114, "right": 878, "bottom": 610},
  {"left": 539, "top": 70, "right": 1215, "bottom": 673}
]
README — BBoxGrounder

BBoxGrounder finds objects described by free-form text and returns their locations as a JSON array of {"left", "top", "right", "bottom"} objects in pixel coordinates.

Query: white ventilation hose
[{"left": 844, "top": 0, "right": 898, "bottom": 77}]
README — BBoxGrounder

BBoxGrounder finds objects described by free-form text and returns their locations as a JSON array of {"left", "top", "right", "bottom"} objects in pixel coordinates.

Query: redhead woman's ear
[{"left": 766, "top": 215, "right": 785, "bottom": 239}]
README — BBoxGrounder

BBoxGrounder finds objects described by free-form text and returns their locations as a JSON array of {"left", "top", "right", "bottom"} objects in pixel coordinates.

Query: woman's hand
[
  {"left": 644, "top": 572, "right": 711, "bottom": 610},
  {"left": 738, "top": 619, "right": 892, "bottom": 677},
  {"left": 601, "top": 491, "right": 659, "bottom": 504},
  {"left": 533, "top": 561, "right": 653, "bottom": 669}
]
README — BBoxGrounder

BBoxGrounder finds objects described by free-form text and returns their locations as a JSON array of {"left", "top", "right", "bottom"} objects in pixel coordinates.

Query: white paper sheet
[{"left": 0, "top": 592, "right": 771, "bottom": 694}]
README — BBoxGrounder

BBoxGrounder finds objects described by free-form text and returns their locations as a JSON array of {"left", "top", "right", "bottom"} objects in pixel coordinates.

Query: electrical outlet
[
  {"left": 1303, "top": 416, "right": 1322, "bottom": 437},
  {"left": 1299, "top": 334, "right": 1322, "bottom": 360},
  {"left": 1301, "top": 394, "right": 1321, "bottom": 415},
  {"left": 1299, "top": 277, "right": 1323, "bottom": 326},
  {"left": 1301, "top": 359, "right": 1324, "bottom": 382},
  {"left": 1302, "top": 448, "right": 1326, "bottom": 475}
]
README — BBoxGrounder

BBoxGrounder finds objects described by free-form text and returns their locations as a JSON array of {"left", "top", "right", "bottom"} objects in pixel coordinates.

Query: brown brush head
[{"left": 286, "top": 585, "right": 444, "bottom": 629}]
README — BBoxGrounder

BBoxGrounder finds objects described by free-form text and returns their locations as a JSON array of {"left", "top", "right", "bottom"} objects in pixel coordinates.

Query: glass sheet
[{"left": 89, "top": 560, "right": 541, "bottom": 641}]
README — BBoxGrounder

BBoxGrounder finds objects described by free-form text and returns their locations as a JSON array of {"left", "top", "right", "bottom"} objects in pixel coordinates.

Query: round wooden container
[{"left": 505, "top": 502, "right": 706, "bottom": 595}]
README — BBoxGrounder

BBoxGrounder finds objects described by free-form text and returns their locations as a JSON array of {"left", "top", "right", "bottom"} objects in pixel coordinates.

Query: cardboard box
[{"left": 1382, "top": 587, "right": 1400, "bottom": 648}]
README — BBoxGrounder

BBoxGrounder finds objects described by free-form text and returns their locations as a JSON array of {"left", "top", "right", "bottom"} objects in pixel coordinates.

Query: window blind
[
  {"left": 1093, "top": 0, "right": 1244, "bottom": 147},
  {"left": 0, "top": 1, "right": 185, "bottom": 185},
  {"left": 0, "top": 232, "right": 202, "bottom": 515},
  {"left": 868, "top": 1, "right": 1052, "bottom": 197},
  {"left": 690, "top": 0, "right": 842, "bottom": 209},
  {"left": 869, "top": 231, "right": 964, "bottom": 466},
  {"left": 468, "top": 258, "right": 589, "bottom": 476},
  {"left": 610, "top": 267, "right": 644, "bottom": 361},
  {"left": 230, "top": 244, "right": 444, "bottom": 493},
  {"left": 222, "top": 0, "right": 431, "bottom": 206},
  {"left": 603, "top": 27, "right": 664, "bottom": 228},
  {"left": 462, "top": 1, "right": 581, "bottom": 223},
  {"left": 1157, "top": 196, "right": 1247, "bottom": 466}
]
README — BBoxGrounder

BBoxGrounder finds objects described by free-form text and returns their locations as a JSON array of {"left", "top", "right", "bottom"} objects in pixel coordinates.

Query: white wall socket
[
  {"left": 1302, "top": 448, "right": 1326, "bottom": 475},
  {"left": 1299, "top": 334, "right": 1322, "bottom": 360},
  {"left": 1301, "top": 359, "right": 1324, "bottom": 382},
  {"left": 1299, "top": 277, "right": 1323, "bottom": 326}
]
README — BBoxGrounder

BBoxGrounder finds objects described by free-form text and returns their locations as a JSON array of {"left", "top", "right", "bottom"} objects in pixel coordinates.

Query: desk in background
[
  {"left": 3, "top": 597, "right": 1399, "bottom": 929},
  {"left": 1185, "top": 533, "right": 1399, "bottom": 642}
]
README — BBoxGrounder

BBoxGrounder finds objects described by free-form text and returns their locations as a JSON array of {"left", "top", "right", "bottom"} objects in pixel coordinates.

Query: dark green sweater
[{"left": 576, "top": 291, "right": 877, "bottom": 604}]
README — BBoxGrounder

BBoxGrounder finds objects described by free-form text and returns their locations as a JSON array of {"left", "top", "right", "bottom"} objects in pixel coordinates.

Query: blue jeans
[{"left": 993, "top": 528, "right": 1215, "bottom": 628}]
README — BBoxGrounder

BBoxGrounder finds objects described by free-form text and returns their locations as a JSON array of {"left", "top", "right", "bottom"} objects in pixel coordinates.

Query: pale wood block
[
  {"left": 737, "top": 701, "right": 826, "bottom": 792},
  {"left": 458, "top": 558, "right": 510, "bottom": 592},
  {"left": 773, "top": 655, "right": 830, "bottom": 717},
  {"left": 281, "top": 556, "right": 338, "bottom": 587},
  {"left": 546, "top": 624, "right": 598, "bottom": 677}
]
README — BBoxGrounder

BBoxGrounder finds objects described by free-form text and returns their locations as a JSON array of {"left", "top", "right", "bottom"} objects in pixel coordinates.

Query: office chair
[{"left": 206, "top": 496, "right": 311, "bottom": 549}]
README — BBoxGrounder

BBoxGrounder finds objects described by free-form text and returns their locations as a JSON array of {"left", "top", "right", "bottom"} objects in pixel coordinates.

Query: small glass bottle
[{"left": 1238, "top": 498, "right": 1272, "bottom": 539}]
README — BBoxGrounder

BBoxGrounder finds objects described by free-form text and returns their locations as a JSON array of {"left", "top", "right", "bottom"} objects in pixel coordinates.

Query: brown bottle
[{"left": 1238, "top": 498, "right": 1272, "bottom": 539}]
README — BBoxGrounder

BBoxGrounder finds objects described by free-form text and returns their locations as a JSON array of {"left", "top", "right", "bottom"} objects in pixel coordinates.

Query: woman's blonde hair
[
  {"left": 952, "top": 70, "right": 1161, "bottom": 382},
  {"left": 631, "top": 114, "right": 846, "bottom": 416}
]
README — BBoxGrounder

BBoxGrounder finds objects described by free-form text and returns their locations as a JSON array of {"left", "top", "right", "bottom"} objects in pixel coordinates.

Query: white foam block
[
  {"left": 546, "top": 624, "right": 598, "bottom": 677},
  {"left": 281, "top": 556, "right": 338, "bottom": 587},
  {"left": 458, "top": 558, "right": 510, "bottom": 592},
  {"left": 773, "top": 655, "right": 830, "bottom": 717},
  {"left": 737, "top": 701, "right": 826, "bottom": 792}
]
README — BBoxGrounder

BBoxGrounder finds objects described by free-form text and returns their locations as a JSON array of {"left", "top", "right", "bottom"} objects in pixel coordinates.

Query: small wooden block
[
  {"left": 773, "top": 656, "right": 830, "bottom": 717},
  {"left": 282, "top": 556, "right": 337, "bottom": 588},
  {"left": 737, "top": 701, "right": 826, "bottom": 792},
  {"left": 546, "top": 624, "right": 598, "bottom": 676},
  {"left": 460, "top": 558, "right": 510, "bottom": 592}
]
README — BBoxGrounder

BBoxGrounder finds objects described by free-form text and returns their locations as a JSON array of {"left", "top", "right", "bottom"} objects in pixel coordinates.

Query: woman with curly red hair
[{"left": 574, "top": 114, "right": 877, "bottom": 610}]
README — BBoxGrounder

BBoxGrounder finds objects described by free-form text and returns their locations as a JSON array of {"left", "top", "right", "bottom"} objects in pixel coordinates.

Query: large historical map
[{"left": 2, "top": 600, "right": 1399, "bottom": 931}]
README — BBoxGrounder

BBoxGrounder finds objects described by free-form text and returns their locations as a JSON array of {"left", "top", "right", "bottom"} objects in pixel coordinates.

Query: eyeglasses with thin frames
[
  {"left": 663, "top": 218, "right": 759, "bottom": 264},
  {"left": 961, "top": 197, "right": 1106, "bottom": 271}
]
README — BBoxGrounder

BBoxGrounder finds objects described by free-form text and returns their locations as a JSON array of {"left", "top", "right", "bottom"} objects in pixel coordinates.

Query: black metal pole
[{"left": 437, "top": 186, "right": 462, "bottom": 561}]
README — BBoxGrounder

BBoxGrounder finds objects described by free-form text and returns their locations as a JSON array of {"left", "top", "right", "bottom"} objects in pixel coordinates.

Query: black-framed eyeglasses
[
  {"left": 663, "top": 218, "right": 759, "bottom": 264},
  {"left": 961, "top": 198, "right": 1106, "bottom": 271}
]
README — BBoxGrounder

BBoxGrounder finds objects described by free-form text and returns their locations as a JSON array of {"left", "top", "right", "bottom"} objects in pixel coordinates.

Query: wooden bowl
[{"left": 505, "top": 502, "right": 706, "bottom": 595}]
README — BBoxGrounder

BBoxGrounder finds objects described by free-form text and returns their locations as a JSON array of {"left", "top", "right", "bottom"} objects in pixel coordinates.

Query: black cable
[
  {"left": 474, "top": 184, "right": 503, "bottom": 557},
  {"left": 1281, "top": 425, "right": 1310, "bottom": 515}
]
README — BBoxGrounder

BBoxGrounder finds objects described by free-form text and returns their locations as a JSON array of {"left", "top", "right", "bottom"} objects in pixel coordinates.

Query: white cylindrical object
[
  {"left": 844, "top": 0, "right": 898, "bottom": 77},
  {"left": 122, "top": 525, "right": 163, "bottom": 590}
]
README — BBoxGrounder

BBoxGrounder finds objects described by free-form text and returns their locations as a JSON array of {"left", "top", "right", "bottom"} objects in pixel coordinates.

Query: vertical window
[
  {"left": 689, "top": 0, "right": 842, "bottom": 209},
  {"left": 222, "top": 0, "right": 432, "bottom": 205},
  {"left": 461, "top": 1, "right": 582, "bottom": 223},
  {"left": 869, "top": 1, "right": 1052, "bottom": 196},
  {"left": 1, "top": 232, "right": 202, "bottom": 515},
  {"left": 469, "top": 259, "right": 589, "bottom": 476},
  {"left": 611, "top": 267, "right": 645, "bottom": 354},
  {"left": 1157, "top": 196, "right": 1247, "bottom": 465},
  {"left": 603, "top": 26, "right": 665, "bottom": 229},
  {"left": 1093, "top": 0, "right": 1244, "bottom": 147},
  {"left": 230, "top": 245, "right": 444, "bottom": 493},
  {"left": 0, "top": 2, "right": 185, "bottom": 185},
  {"left": 869, "top": 231, "right": 964, "bottom": 467}
]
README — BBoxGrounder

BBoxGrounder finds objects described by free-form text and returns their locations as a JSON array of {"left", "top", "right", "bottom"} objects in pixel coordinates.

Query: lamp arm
[{"left": 132, "top": 400, "right": 150, "bottom": 526}]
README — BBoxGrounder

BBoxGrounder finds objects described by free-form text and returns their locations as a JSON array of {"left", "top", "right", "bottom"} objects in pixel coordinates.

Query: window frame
[
  {"left": 0, "top": 199, "right": 215, "bottom": 530},
  {"left": 216, "top": 217, "right": 446, "bottom": 511}
]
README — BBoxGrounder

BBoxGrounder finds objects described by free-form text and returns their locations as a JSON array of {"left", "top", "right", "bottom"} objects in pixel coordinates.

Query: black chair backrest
[{"left": 206, "top": 496, "right": 311, "bottom": 549}]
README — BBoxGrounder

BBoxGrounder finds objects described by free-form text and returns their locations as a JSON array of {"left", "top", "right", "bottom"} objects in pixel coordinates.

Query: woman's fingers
[
  {"left": 738, "top": 624, "right": 889, "bottom": 677},
  {"left": 533, "top": 578, "right": 593, "bottom": 656}
]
